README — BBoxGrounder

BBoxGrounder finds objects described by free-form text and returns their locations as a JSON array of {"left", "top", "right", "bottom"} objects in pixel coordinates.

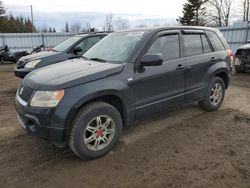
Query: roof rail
[{"left": 78, "top": 31, "right": 113, "bottom": 35}]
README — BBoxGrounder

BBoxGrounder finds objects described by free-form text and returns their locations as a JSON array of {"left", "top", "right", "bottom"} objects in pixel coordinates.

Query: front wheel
[
  {"left": 235, "top": 65, "right": 246, "bottom": 73},
  {"left": 69, "top": 102, "right": 123, "bottom": 159},
  {"left": 199, "top": 76, "right": 225, "bottom": 111}
]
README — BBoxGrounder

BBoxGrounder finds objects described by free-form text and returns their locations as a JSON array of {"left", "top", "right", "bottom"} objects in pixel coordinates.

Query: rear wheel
[
  {"left": 69, "top": 102, "right": 123, "bottom": 159},
  {"left": 199, "top": 76, "right": 225, "bottom": 111},
  {"left": 0, "top": 57, "right": 3, "bottom": 64}
]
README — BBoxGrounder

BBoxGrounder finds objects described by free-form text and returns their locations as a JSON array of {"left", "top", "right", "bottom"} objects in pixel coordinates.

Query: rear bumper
[
  {"left": 14, "top": 67, "right": 31, "bottom": 78},
  {"left": 15, "top": 96, "right": 70, "bottom": 147}
]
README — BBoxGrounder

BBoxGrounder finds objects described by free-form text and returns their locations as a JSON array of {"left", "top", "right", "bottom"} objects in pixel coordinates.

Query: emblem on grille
[{"left": 19, "top": 87, "right": 24, "bottom": 95}]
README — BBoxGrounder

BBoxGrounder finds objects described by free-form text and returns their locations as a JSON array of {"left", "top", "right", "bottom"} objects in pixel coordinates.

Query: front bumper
[
  {"left": 14, "top": 67, "right": 31, "bottom": 79},
  {"left": 15, "top": 96, "right": 70, "bottom": 147}
]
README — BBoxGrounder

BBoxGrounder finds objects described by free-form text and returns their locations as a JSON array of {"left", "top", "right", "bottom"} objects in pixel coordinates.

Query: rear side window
[
  {"left": 201, "top": 34, "right": 212, "bottom": 53},
  {"left": 183, "top": 34, "right": 203, "bottom": 57},
  {"left": 206, "top": 30, "right": 225, "bottom": 51},
  {"left": 146, "top": 34, "right": 180, "bottom": 61}
]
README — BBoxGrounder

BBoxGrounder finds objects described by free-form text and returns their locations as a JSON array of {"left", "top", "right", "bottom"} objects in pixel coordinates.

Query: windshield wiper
[
  {"left": 89, "top": 57, "right": 107, "bottom": 63},
  {"left": 81, "top": 56, "right": 89, "bottom": 60}
]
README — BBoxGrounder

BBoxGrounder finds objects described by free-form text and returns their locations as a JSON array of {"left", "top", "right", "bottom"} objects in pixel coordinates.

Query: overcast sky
[{"left": 5, "top": 0, "right": 186, "bottom": 18}]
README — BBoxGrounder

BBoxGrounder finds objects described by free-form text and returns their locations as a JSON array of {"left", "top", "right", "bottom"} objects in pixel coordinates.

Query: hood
[
  {"left": 238, "top": 43, "right": 250, "bottom": 50},
  {"left": 23, "top": 59, "right": 124, "bottom": 90},
  {"left": 17, "top": 51, "right": 63, "bottom": 68}
]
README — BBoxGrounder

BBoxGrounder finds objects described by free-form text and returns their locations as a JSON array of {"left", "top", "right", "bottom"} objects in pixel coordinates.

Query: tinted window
[
  {"left": 206, "top": 30, "right": 225, "bottom": 51},
  {"left": 53, "top": 36, "right": 82, "bottom": 52},
  {"left": 201, "top": 34, "right": 212, "bottom": 53},
  {"left": 146, "top": 34, "right": 180, "bottom": 61},
  {"left": 76, "top": 36, "right": 101, "bottom": 52},
  {"left": 183, "top": 34, "right": 203, "bottom": 57}
]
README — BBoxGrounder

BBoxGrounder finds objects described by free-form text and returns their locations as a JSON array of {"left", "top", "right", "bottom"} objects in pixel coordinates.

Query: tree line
[
  {"left": 0, "top": 1, "right": 56, "bottom": 33},
  {"left": 0, "top": 1, "right": 36, "bottom": 33},
  {"left": 1, "top": 0, "right": 250, "bottom": 33},
  {"left": 178, "top": 0, "right": 250, "bottom": 27},
  {"left": 63, "top": 14, "right": 130, "bottom": 33}
]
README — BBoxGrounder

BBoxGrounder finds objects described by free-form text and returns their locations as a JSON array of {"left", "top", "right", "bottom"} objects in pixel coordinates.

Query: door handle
[
  {"left": 176, "top": 64, "right": 186, "bottom": 70},
  {"left": 211, "top": 57, "right": 219, "bottom": 61}
]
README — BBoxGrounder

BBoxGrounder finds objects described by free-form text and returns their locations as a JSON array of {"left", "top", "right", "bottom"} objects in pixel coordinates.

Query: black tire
[
  {"left": 69, "top": 101, "right": 123, "bottom": 159},
  {"left": 235, "top": 65, "right": 246, "bottom": 73},
  {"left": 199, "top": 76, "right": 225, "bottom": 112}
]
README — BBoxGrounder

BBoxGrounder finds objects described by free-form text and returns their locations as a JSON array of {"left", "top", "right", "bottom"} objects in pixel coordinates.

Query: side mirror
[
  {"left": 140, "top": 54, "right": 163, "bottom": 67},
  {"left": 73, "top": 46, "right": 82, "bottom": 54},
  {"left": 247, "top": 40, "right": 250, "bottom": 44}
]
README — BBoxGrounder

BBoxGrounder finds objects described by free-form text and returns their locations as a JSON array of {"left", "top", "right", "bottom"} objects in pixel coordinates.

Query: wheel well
[
  {"left": 74, "top": 95, "right": 126, "bottom": 125},
  {"left": 215, "top": 72, "right": 229, "bottom": 88}
]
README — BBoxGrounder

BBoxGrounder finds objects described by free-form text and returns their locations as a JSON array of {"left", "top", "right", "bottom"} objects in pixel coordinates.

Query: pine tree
[
  {"left": 178, "top": 0, "right": 207, "bottom": 26},
  {"left": 65, "top": 22, "right": 69, "bottom": 32},
  {"left": 53, "top": 27, "right": 56, "bottom": 32},
  {"left": 0, "top": 1, "right": 5, "bottom": 16}
]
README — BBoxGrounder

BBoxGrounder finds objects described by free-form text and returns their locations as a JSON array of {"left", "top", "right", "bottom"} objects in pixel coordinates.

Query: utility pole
[{"left": 30, "top": 5, "right": 34, "bottom": 33}]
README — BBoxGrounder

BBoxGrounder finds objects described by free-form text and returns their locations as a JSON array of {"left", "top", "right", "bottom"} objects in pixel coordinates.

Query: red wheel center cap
[{"left": 97, "top": 128, "right": 103, "bottom": 137}]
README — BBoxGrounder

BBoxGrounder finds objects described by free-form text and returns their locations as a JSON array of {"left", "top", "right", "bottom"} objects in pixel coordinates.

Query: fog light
[{"left": 27, "top": 120, "right": 36, "bottom": 133}]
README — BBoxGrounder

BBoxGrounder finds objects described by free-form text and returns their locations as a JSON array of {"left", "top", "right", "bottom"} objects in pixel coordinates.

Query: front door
[{"left": 134, "top": 31, "right": 186, "bottom": 120}]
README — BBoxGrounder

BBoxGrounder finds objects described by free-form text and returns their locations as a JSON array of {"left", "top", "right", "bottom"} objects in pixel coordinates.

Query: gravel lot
[{"left": 0, "top": 63, "right": 250, "bottom": 188}]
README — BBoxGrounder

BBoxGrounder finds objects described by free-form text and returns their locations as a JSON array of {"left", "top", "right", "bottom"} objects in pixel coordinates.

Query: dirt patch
[{"left": 0, "top": 64, "right": 250, "bottom": 188}]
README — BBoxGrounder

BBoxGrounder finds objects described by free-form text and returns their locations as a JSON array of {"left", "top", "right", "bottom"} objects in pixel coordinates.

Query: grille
[{"left": 18, "top": 83, "right": 34, "bottom": 102}]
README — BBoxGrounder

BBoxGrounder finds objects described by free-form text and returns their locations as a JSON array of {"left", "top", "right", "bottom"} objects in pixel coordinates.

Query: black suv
[
  {"left": 15, "top": 26, "right": 232, "bottom": 159},
  {"left": 235, "top": 43, "right": 250, "bottom": 73},
  {"left": 14, "top": 32, "right": 108, "bottom": 78}
]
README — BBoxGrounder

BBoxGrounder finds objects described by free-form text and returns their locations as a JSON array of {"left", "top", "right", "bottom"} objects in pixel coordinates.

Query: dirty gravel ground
[{"left": 0, "top": 64, "right": 250, "bottom": 188}]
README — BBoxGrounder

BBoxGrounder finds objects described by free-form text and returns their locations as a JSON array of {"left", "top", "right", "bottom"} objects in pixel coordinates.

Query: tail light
[{"left": 227, "top": 49, "right": 234, "bottom": 69}]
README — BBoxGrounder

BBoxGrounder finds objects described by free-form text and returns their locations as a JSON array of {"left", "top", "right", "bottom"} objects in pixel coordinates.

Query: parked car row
[
  {"left": 15, "top": 26, "right": 233, "bottom": 159},
  {"left": 14, "top": 32, "right": 108, "bottom": 78},
  {"left": 235, "top": 43, "right": 250, "bottom": 73}
]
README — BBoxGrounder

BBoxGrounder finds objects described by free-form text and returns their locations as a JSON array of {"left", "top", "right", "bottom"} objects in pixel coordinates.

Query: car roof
[
  {"left": 116, "top": 26, "right": 219, "bottom": 34},
  {"left": 76, "top": 32, "right": 111, "bottom": 37}
]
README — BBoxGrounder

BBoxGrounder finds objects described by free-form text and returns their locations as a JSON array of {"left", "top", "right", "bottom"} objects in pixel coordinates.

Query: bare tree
[
  {"left": 70, "top": 22, "right": 81, "bottom": 33},
  {"left": 104, "top": 13, "right": 114, "bottom": 31},
  {"left": 242, "top": 0, "right": 250, "bottom": 21},
  {"left": 85, "top": 22, "right": 91, "bottom": 31},
  {"left": 115, "top": 17, "right": 130, "bottom": 30},
  {"left": 206, "top": 0, "right": 234, "bottom": 27}
]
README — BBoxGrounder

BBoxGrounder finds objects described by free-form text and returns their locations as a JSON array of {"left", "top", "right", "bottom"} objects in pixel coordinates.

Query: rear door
[{"left": 181, "top": 30, "right": 213, "bottom": 103}]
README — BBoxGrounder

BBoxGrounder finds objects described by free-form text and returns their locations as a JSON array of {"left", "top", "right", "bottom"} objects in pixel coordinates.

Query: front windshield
[
  {"left": 84, "top": 31, "right": 148, "bottom": 62},
  {"left": 53, "top": 36, "right": 81, "bottom": 52}
]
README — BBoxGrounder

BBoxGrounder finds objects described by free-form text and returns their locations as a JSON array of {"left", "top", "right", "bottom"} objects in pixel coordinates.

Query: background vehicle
[
  {"left": 235, "top": 43, "right": 250, "bottom": 73},
  {"left": 0, "top": 45, "right": 29, "bottom": 64},
  {"left": 14, "top": 32, "right": 109, "bottom": 78},
  {"left": 30, "top": 45, "right": 45, "bottom": 54},
  {"left": 15, "top": 26, "right": 232, "bottom": 159}
]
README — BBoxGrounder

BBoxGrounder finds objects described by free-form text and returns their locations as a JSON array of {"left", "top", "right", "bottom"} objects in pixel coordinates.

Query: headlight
[
  {"left": 30, "top": 90, "right": 64, "bottom": 107},
  {"left": 24, "top": 60, "right": 41, "bottom": 68},
  {"left": 235, "top": 57, "right": 241, "bottom": 66}
]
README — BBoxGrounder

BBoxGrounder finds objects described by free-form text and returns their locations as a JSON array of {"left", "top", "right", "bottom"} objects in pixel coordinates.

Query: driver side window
[
  {"left": 146, "top": 34, "right": 180, "bottom": 61},
  {"left": 75, "top": 36, "right": 101, "bottom": 54}
]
